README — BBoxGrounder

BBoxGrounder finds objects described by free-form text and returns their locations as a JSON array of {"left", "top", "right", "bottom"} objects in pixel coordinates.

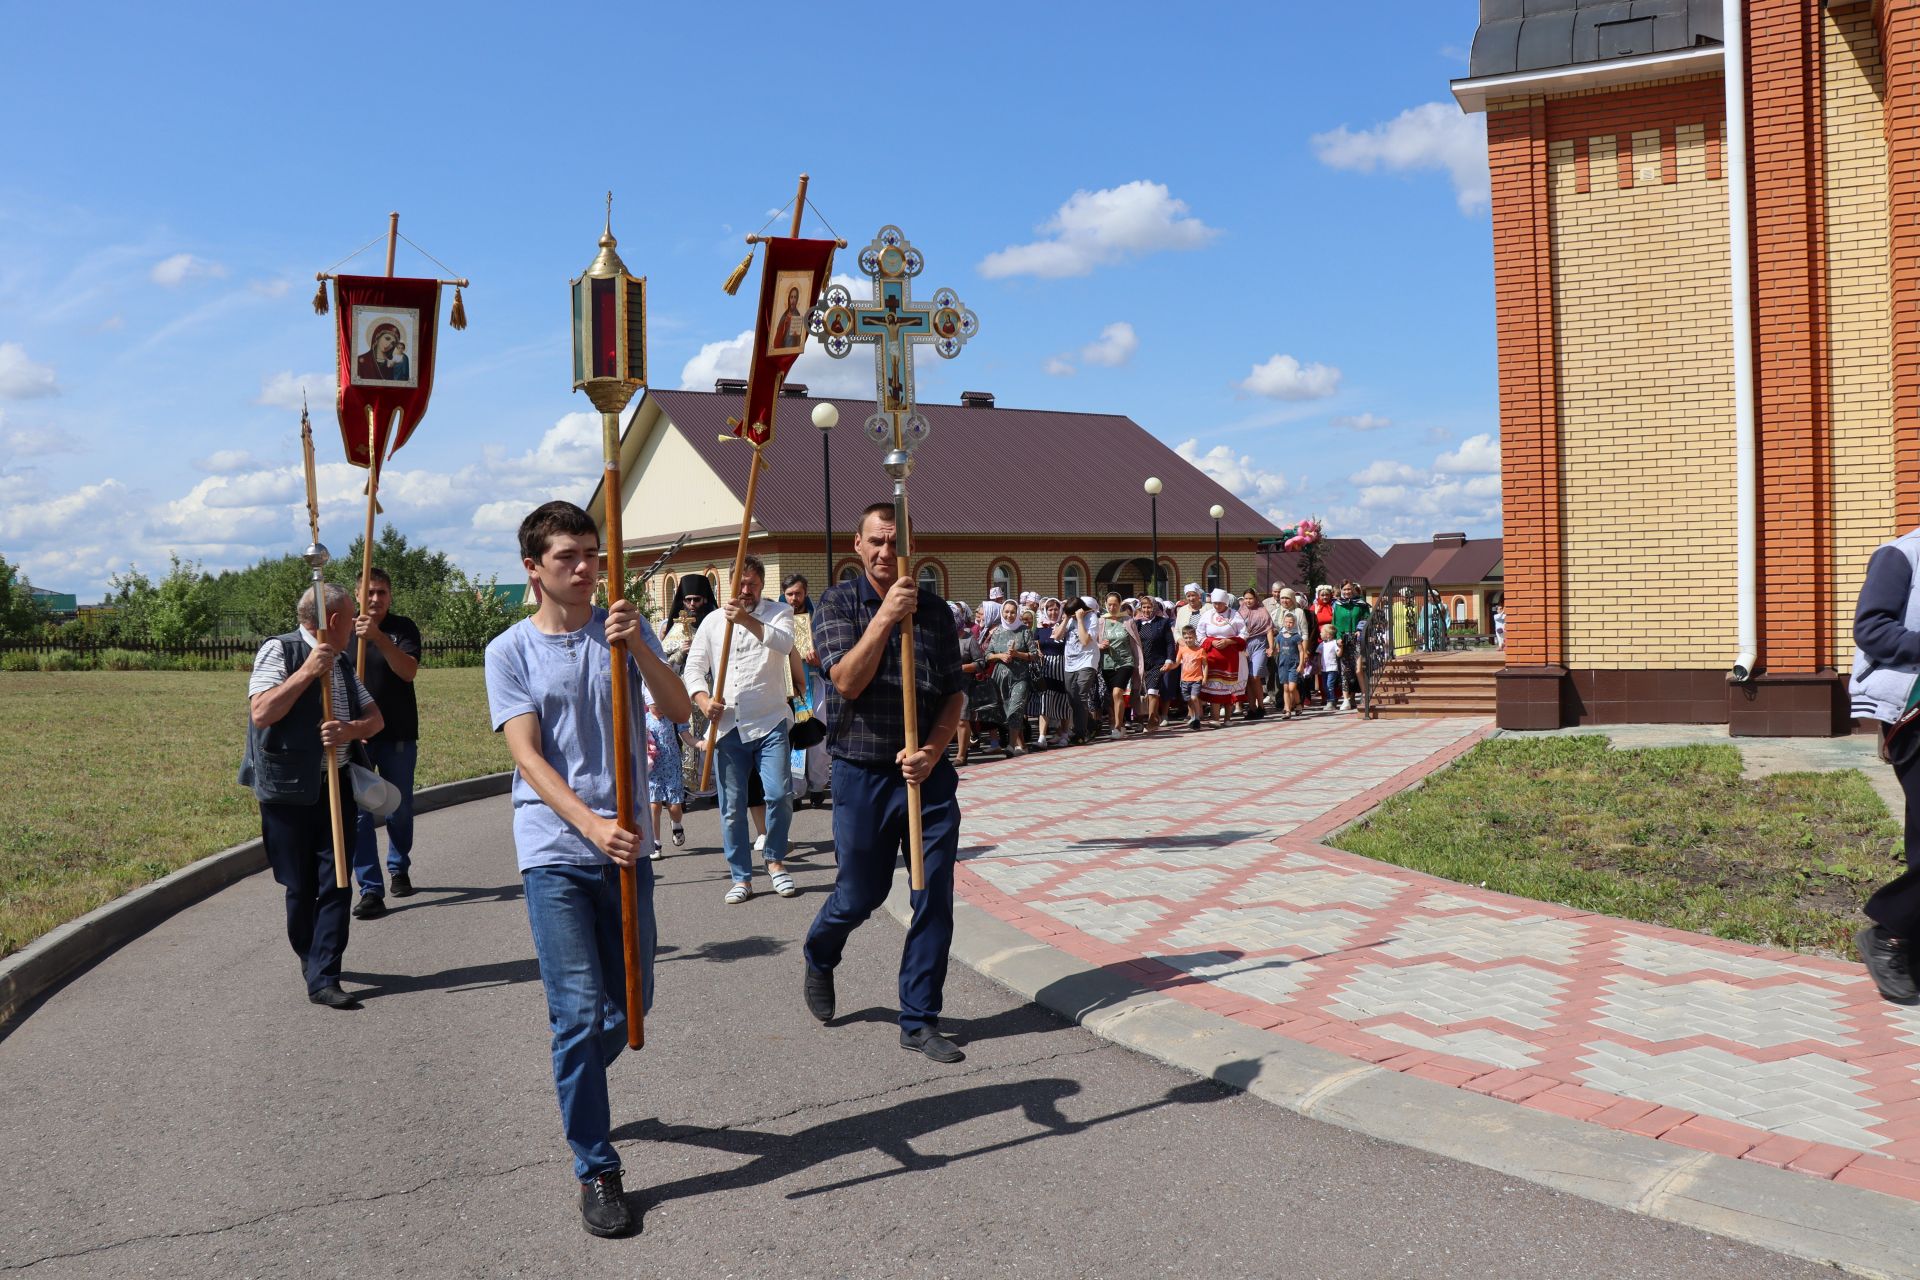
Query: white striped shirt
[{"left": 249, "top": 630, "right": 377, "bottom": 769}]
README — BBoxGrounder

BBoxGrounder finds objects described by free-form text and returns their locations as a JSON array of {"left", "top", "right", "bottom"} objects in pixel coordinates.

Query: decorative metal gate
[{"left": 1362, "top": 575, "right": 1445, "bottom": 716}]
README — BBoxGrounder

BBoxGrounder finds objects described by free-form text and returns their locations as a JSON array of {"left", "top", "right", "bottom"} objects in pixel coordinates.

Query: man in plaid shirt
[{"left": 802, "top": 501, "right": 968, "bottom": 1062}]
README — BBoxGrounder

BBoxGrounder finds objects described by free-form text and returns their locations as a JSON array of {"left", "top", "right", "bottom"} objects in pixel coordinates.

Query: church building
[
  {"left": 588, "top": 384, "right": 1281, "bottom": 616},
  {"left": 1455, "top": 0, "right": 1914, "bottom": 734}
]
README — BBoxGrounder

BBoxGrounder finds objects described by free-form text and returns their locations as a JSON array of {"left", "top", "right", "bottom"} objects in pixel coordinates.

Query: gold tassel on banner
[
  {"left": 363, "top": 472, "right": 384, "bottom": 516},
  {"left": 312, "top": 279, "right": 329, "bottom": 316},
  {"left": 721, "top": 248, "right": 754, "bottom": 296},
  {"left": 450, "top": 287, "right": 467, "bottom": 331}
]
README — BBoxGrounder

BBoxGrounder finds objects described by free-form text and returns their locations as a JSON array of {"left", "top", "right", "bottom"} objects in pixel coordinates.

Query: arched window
[
  {"left": 917, "top": 562, "right": 945, "bottom": 595},
  {"left": 1453, "top": 595, "right": 1468, "bottom": 622},
  {"left": 1061, "top": 559, "right": 1086, "bottom": 602},
  {"left": 990, "top": 559, "right": 1018, "bottom": 599},
  {"left": 836, "top": 559, "right": 861, "bottom": 584},
  {"left": 1204, "top": 558, "right": 1225, "bottom": 591},
  {"left": 659, "top": 574, "right": 676, "bottom": 613},
  {"left": 1155, "top": 558, "right": 1177, "bottom": 599}
]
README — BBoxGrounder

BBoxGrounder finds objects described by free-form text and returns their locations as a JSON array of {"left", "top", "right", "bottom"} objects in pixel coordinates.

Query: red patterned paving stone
[{"left": 950, "top": 714, "right": 1920, "bottom": 1193}]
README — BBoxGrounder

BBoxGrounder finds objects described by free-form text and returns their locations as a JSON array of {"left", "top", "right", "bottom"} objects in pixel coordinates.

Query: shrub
[
  {"left": 1, "top": 652, "right": 38, "bottom": 672},
  {"left": 36, "top": 651, "right": 81, "bottom": 672}
]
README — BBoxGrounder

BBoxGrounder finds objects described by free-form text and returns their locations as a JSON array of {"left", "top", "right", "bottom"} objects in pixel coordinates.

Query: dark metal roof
[
  {"left": 639, "top": 389, "right": 1284, "bottom": 542},
  {"left": 1259, "top": 539, "right": 1382, "bottom": 593},
  {"left": 1364, "top": 535, "right": 1504, "bottom": 588},
  {"left": 1470, "top": 0, "right": 1721, "bottom": 80}
]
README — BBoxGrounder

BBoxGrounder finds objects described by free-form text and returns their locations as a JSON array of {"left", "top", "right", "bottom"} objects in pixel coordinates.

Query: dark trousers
[
  {"left": 1065, "top": 668, "right": 1100, "bottom": 739},
  {"left": 1865, "top": 723, "right": 1920, "bottom": 938},
  {"left": 804, "top": 756, "right": 961, "bottom": 1031},
  {"left": 259, "top": 787, "right": 354, "bottom": 995}
]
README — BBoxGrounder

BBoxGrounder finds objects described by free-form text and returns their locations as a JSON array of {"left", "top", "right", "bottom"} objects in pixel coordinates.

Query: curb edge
[{"left": 0, "top": 771, "right": 512, "bottom": 1036}]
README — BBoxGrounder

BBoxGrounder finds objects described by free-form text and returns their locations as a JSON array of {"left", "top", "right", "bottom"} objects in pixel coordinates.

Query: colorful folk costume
[{"left": 1198, "top": 589, "right": 1250, "bottom": 706}]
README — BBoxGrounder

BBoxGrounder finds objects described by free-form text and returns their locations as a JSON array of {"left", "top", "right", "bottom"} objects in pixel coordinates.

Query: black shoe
[
  {"left": 389, "top": 872, "right": 415, "bottom": 898},
  {"left": 352, "top": 894, "right": 386, "bottom": 920},
  {"left": 901, "top": 1025, "right": 965, "bottom": 1063},
  {"left": 1858, "top": 926, "right": 1919, "bottom": 1003},
  {"left": 808, "top": 791, "right": 827, "bottom": 809},
  {"left": 308, "top": 983, "right": 361, "bottom": 1010},
  {"left": 804, "top": 966, "right": 835, "bottom": 1023},
  {"left": 579, "top": 1170, "right": 635, "bottom": 1238}
]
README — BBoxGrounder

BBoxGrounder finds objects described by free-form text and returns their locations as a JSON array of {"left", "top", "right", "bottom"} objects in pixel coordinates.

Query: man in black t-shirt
[{"left": 349, "top": 566, "right": 423, "bottom": 919}]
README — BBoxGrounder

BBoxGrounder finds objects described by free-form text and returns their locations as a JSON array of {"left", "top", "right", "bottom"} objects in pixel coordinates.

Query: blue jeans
[
  {"left": 804, "top": 756, "right": 960, "bottom": 1031},
  {"left": 351, "top": 738, "right": 417, "bottom": 897},
  {"left": 523, "top": 861, "right": 655, "bottom": 1181},
  {"left": 715, "top": 722, "right": 792, "bottom": 882}
]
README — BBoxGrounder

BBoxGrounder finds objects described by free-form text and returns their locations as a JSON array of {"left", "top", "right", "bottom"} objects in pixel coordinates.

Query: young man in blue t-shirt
[{"left": 484, "top": 501, "right": 690, "bottom": 1239}]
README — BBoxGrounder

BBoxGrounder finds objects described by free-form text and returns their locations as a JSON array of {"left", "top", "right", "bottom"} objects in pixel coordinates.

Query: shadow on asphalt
[
  {"left": 658, "top": 934, "right": 792, "bottom": 965},
  {"left": 341, "top": 959, "right": 541, "bottom": 998},
  {"left": 378, "top": 882, "right": 525, "bottom": 916},
  {"left": 613, "top": 1076, "right": 1237, "bottom": 1206}
]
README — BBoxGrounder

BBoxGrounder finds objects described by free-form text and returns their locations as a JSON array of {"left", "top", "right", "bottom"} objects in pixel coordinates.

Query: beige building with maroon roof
[{"left": 587, "top": 384, "right": 1281, "bottom": 615}]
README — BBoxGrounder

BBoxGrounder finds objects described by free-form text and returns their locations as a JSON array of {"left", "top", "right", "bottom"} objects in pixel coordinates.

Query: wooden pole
[
  {"left": 601, "top": 409, "right": 644, "bottom": 1050},
  {"left": 384, "top": 211, "right": 398, "bottom": 277},
  {"left": 698, "top": 447, "right": 765, "bottom": 791},
  {"left": 299, "top": 412, "right": 350, "bottom": 891},
  {"left": 356, "top": 408, "right": 381, "bottom": 679},
  {"left": 892, "top": 414, "right": 926, "bottom": 891},
  {"left": 790, "top": 174, "right": 809, "bottom": 238}
]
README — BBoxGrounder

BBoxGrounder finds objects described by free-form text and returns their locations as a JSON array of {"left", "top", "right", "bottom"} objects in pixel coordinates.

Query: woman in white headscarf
[
  {"left": 1197, "top": 587, "right": 1248, "bottom": 723},
  {"left": 984, "top": 599, "right": 1036, "bottom": 755}
]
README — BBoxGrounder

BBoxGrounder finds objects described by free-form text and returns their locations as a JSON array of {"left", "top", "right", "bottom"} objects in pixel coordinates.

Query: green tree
[
  {"left": 436, "top": 571, "right": 519, "bottom": 646},
  {"left": 99, "top": 565, "right": 156, "bottom": 643},
  {"left": 0, "top": 554, "right": 48, "bottom": 637},
  {"left": 1300, "top": 540, "right": 1329, "bottom": 595},
  {"left": 335, "top": 524, "right": 458, "bottom": 631},
  {"left": 146, "top": 555, "right": 217, "bottom": 647}
]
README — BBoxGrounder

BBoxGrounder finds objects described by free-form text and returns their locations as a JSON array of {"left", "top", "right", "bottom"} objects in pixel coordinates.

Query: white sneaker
[{"left": 1339, "top": 698, "right": 1353, "bottom": 711}]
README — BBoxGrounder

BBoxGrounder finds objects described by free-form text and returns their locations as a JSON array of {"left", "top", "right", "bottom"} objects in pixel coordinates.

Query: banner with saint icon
[
  {"left": 732, "top": 237, "right": 836, "bottom": 446},
  {"left": 331, "top": 274, "right": 443, "bottom": 465}
]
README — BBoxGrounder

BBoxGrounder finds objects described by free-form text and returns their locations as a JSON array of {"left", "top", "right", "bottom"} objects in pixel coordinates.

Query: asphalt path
[{"left": 0, "top": 792, "right": 1836, "bottom": 1279}]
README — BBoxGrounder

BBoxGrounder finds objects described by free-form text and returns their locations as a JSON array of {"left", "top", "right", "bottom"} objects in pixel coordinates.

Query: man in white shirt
[
  {"left": 1056, "top": 595, "right": 1100, "bottom": 743},
  {"left": 683, "top": 556, "right": 799, "bottom": 903}
]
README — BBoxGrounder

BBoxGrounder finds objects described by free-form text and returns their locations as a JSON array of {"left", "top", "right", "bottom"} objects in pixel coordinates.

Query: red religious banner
[
  {"left": 734, "top": 237, "right": 836, "bottom": 446},
  {"left": 333, "top": 274, "right": 442, "bottom": 466}
]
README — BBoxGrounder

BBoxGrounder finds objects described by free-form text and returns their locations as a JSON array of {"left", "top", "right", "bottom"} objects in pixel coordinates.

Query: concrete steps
[{"left": 1367, "top": 650, "right": 1501, "bottom": 719}]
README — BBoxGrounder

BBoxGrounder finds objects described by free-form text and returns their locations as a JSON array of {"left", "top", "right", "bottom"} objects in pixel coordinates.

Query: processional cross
[{"left": 810, "top": 226, "right": 978, "bottom": 889}]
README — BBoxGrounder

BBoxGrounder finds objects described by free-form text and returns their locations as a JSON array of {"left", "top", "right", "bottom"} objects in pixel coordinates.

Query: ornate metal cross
[{"left": 810, "top": 224, "right": 978, "bottom": 452}]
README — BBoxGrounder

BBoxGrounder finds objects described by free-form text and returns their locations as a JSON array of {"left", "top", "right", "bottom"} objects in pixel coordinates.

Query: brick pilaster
[
  {"left": 1488, "top": 97, "right": 1563, "bottom": 669},
  {"left": 1882, "top": 0, "right": 1920, "bottom": 529}
]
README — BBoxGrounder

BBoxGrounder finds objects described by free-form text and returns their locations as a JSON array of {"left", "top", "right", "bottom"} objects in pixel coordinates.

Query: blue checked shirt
[{"left": 813, "top": 573, "right": 963, "bottom": 765}]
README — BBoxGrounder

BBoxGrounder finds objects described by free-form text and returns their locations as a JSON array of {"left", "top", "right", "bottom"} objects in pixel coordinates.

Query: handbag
[
  {"left": 1881, "top": 680, "right": 1920, "bottom": 763},
  {"left": 346, "top": 742, "right": 401, "bottom": 823}
]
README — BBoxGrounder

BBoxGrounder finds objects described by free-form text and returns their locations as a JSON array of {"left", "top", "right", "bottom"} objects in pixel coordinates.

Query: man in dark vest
[
  {"left": 244, "top": 582, "right": 384, "bottom": 1009},
  {"left": 350, "top": 566, "right": 423, "bottom": 918}
]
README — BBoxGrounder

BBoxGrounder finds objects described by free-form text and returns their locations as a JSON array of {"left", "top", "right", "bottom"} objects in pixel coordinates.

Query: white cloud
[
  {"left": 1311, "top": 102, "right": 1491, "bottom": 215},
  {"left": 1435, "top": 432, "right": 1501, "bottom": 474},
  {"left": 1331, "top": 412, "right": 1391, "bottom": 432},
  {"left": 0, "top": 343, "right": 59, "bottom": 398},
  {"left": 248, "top": 278, "right": 292, "bottom": 298},
  {"left": 1349, "top": 459, "right": 1422, "bottom": 486},
  {"left": 150, "top": 253, "right": 228, "bottom": 286},
  {"left": 1, "top": 419, "right": 81, "bottom": 457},
  {"left": 1425, "top": 426, "right": 1455, "bottom": 444},
  {"left": 978, "top": 180, "right": 1219, "bottom": 279},
  {"left": 1079, "top": 321, "right": 1138, "bottom": 368},
  {"left": 677, "top": 329, "right": 875, "bottom": 398},
  {"left": 1175, "top": 439, "right": 1295, "bottom": 505},
  {"left": 1239, "top": 353, "right": 1341, "bottom": 401},
  {"left": 3, "top": 410, "right": 615, "bottom": 596},
  {"left": 1319, "top": 437, "right": 1503, "bottom": 549},
  {"left": 256, "top": 370, "right": 337, "bottom": 411},
  {"left": 194, "top": 449, "right": 264, "bottom": 474},
  {"left": 1045, "top": 321, "right": 1139, "bottom": 377}
]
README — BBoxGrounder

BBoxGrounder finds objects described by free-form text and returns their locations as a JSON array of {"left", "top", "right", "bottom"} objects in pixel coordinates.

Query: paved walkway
[
  {"left": 2, "top": 794, "right": 1818, "bottom": 1278},
  {"left": 952, "top": 712, "right": 1920, "bottom": 1204}
]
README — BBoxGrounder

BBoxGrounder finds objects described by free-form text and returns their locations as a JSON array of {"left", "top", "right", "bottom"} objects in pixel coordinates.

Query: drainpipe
[{"left": 1726, "top": 0, "right": 1759, "bottom": 685}]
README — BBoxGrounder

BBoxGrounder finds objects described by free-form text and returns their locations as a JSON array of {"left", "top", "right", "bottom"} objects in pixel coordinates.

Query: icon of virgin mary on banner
[
  {"left": 730, "top": 237, "right": 836, "bottom": 446},
  {"left": 332, "top": 274, "right": 443, "bottom": 466}
]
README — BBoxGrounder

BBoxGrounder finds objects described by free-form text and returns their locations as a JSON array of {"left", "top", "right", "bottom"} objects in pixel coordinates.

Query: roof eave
[{"left": 1452, "top": 45, "right": 1722, "bottom": 114}]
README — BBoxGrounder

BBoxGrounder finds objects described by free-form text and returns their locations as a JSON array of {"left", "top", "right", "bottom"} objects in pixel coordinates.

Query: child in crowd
[
  {"left": 1276, "top": 610, "right": 1305, "bottom": 719},
  {"left": 1170, "top": 624, "right": 1207, "bottom": 732},
  {"left": 1316, "top": 623, "right": 1342, "bottom": 709},
  {"left": 645, "top": 701, "right": 690, "bottom": 860}
]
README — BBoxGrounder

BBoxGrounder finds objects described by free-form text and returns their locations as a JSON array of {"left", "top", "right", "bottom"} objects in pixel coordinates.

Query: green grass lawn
[
  {"left": 1332, "top": 735, "right": 1903, "bottom": 957},
  {"left": 0, "top": 668, "right": 508, "bottom": 958}
]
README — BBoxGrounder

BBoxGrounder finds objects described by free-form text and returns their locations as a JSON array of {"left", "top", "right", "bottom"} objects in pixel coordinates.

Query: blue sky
[{"left": 0, "top": 2, "right": 1497, "bottom": 598}]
